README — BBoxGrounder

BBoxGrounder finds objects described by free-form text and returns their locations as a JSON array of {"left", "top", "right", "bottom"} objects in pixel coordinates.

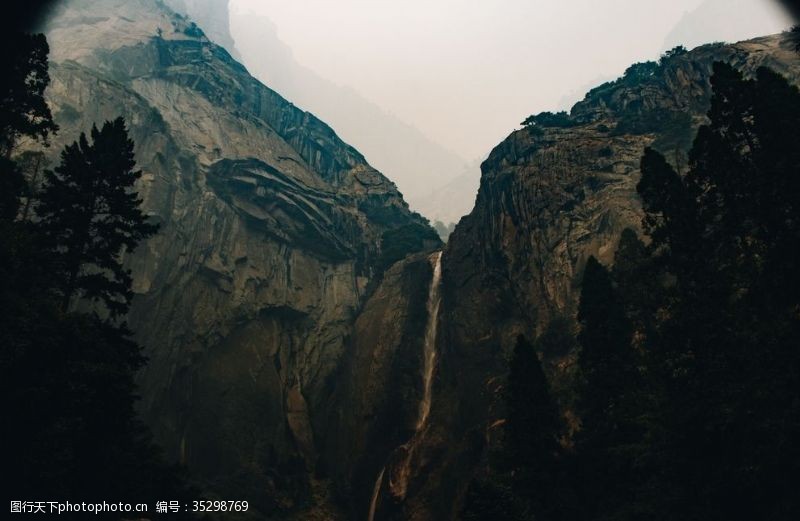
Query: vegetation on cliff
[
  {"left": 0, "top": 31, "right": 190, "bottom": 509},
  {"left": 377, "top": 222, "right": 442, "bottom": 273},
  {"left": 463, "top": 60, "right": 800, "bottom": 521}
]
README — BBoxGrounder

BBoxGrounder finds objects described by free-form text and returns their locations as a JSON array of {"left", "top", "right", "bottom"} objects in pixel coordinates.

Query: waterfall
[
  {"left": 367, "top": 251, "right": 443, "bottom": 521},
  {"left": 367, "top": 467, "right": 385, "bottom": 521},
  {"left": 416, "top": 250, "right": 443, "bottom": 430}
]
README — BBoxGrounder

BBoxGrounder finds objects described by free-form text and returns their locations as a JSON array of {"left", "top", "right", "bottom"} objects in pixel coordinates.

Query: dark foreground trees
[
  {"left": 630, "top": 62, "right": 800, "bottom": 521},
  {"left": 1, "top": 31, "right": 191, "bottom": 516},
  {"left": 463, "top": 61, "right": 800, "bottom": 521},
  {"left": 572, "top": 62, "right": 800, "bottom": 521},
  {"left": 37, "top": 117, "right": 158, "bottom": 316},
  {"left": 461, "top": 335, "right": 573, "bottom": 521}
]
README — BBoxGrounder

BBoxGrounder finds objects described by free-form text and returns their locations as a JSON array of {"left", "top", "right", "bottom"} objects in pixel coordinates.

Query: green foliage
[
  {"left": 585, "top": 61, "right": 660, "bottom": 106},
  {"left": 637, "top": 147, "right": 697, "bottom": 255},
  {"left": 559, "top": 62, "right": 800, "bottom": 521},
  {"left": 36, "top": 117, "right": 159, "bottom": 316},
  {"left": 612, "top": 109, "right": 692, "bottom": 142},
  {"left": 377, "top": 222, "right": 441, "bottom": 272},
  {"left": 521, "top": 111, "right": 577, "bottom": 128},
  {"left": 573, "top": 257, "right": 648, "bottom": 520},
  {"left": 649, "top": 111, "right": 694, "bottom": 154},
  {"left": 506, "top": 335, "right": 559, "bottom": 471},
  {"left": 535, "top": 315, "right": 577, "bottom": 360},
  {"left": 575, "top": 257, "right": 638, "bottom": 443},
  {"left": 463, "top": 335, "right": 574, "bottom": 521},
  {"left": 788, "top": 25, "right": 800, "bottom": 52},
  {"left": 1, "top": 33, "right": 189, "bottom": 510},
  {"left": 433, "top": 220, "right": 456, "bottom": 241},
  {"left": 633, "top": 63, "right": 800, "bottom": 520},
  {"left": 1, "top": 306, "right": 192, "bottom": 506},
  {"left": 0, "top": 33, "right": 58, "bottom": 156},
  {"left": 584, "top": 54, "right": 696, "bottom": 115},
  {"left": 622, "top": 61, "right": 659, "bottom": 83},
  {"left": 611, "top": 229, "right": 660, "bottom": 344},
  {"left": 659, "top": 46, "right": 688, "bottom": 66},
  {"left": 183, "top": 22, "right": 204, "bottom": 38}
]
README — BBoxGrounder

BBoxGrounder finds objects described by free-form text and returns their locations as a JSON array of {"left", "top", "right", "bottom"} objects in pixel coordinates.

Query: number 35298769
[{"left": 192, "top": 501, "right": 249, "bottom": 512}]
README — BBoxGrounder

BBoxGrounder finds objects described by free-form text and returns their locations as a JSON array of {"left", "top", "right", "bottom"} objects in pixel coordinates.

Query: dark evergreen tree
[
  {"left": 506, "top": 334, "right": 575, "bottom": 521},
  {"left": 1, "top": 32, "right": 192, "bottom": 516},
  {"left": 534, "top": 316, "right": 577, "bottom": 361},
  {"left": 462, "top": 334, "right": 569, "bottom": 521},
  {"left": 574, "top": 257, "right": 643, "bottom": 521},
  {"left": 636, "top": 62, "right": 800, "bottom": 521},
  {"left": 637, "top": 147, "right": 698, "bottom": 263},
  {"left": 0, "top": 32, "right": 57, "bottom": 158},
  {"left": 36, "top": 117, "right": 158, "bottom": 316},
  {"left": 0, "top": 32, "right": 56, "bottom": 221},
  {"left": 506, "top": 335, "right": 559, "bottom": 474},
  {"left": 611, "top": 228, "right": 660, "bottom": 347},
  {"left": 576, "top": 258, "right": 637, "bottom": 440}
]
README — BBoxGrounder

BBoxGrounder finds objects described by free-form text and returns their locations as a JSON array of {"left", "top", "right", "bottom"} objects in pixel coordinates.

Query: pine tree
[
  {"left": 0, "top": 32, "right": 56, "bottom": 221},
  {"left": 574, "top": 257, "right": 642, "bottom": 521},
  {"left": 36, "top": 117, "right": 158, "bottom": 316},
  {"left": 635, "top": 62, "right": 800, "bottom": 521},
  {"left": 637, "top": 147, "right": 698, "bottom": 265},
  {"left": 462, "top": 335, "right": 568, "bottom": 521},
  {"left": 576, "top": 258, "right": 636, "bottom": 438},
  {"left": 611, "top": 228, "right": 660, "bottom": 347},
  {"left": 505, "top": 334, "right": 567, "bottom": 521},
  {"left": 1, "top": 35, "right": 192, "bottom": 513},
  {"left": 0, "top": 32, "right": 57, "bottom": 157},
  {"left": 506, "top": 335, "right": 558, "bottom": 471}
]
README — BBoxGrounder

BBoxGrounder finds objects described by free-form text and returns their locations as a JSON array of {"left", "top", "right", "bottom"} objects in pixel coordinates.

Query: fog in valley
[{"left": 227, "top": 0, "right": 790, "bottom": 228}]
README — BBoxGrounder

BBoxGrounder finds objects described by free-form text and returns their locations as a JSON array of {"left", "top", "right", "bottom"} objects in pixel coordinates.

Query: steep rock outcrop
[
  {"left": 39, "top": 0, "right": 437, "bottom": 515},
  {"left": 352, "top": 34, "right": 800, "bottom": 520},
  {"left": 321, "top": 253, "right": 436, "bottom": 518},
  {"left": 228, "top": 9, "right": 471, "bottom": 221},
  {"left": 164, "top": 0, "right": 239, "bottom": 58}
]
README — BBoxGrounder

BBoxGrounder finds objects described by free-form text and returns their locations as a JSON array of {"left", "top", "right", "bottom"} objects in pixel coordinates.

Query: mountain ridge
[
  {"left": 38, "top": 0, "right": 439, "bottom": 515},
  {"left": 228, "top": 8, "right": 475, "bottom": 226},
  {"left": 334, "top": 31, "right": 800, "bottom": 520}
]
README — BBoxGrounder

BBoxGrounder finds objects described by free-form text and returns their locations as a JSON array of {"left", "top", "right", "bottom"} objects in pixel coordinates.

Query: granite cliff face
[
  {"left": 164, "top": 0, "right": 239, "bottom": 57},
  {"left": 33, "top": 1, "right": 800, "bottom": 518},
  {"left": 39, "top": 0, "right": 438, "bottom": 515},
  {"left": 228, "top": 9, "right": 472, "bottom": 226},
  {"left": 329, "top": 34, "right": 800, "bottom": 520}
]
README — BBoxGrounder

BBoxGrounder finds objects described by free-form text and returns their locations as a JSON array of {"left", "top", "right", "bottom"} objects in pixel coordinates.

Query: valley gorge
[
  {"left": 37, "top": 0, "right": 440, "bottom": 516},
  {"left": 19, "top": 0, "right": 800, "bottom": 519}
]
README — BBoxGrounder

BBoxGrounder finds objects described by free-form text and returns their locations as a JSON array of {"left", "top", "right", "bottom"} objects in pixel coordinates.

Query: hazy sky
[{"left": 230, "top": 0, "right": 790, "bottom": 161}]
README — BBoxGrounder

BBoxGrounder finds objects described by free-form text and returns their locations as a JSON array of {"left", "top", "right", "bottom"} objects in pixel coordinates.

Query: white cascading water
[
  {"left": 367, "top": 251, "right": 443, "bottom": 521},
  {"left": 367, "top": 467, "right": 385, "bottom": 521},
  {"left": 416, "top": 250, "right": 443, "bottom": 431}
]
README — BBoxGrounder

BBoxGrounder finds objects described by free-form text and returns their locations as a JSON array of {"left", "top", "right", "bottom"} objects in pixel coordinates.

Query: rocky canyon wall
[
  {"left": 38, "top": 0, "right": 439, "bottom": 516},
  {"left": 32, "top": 1, "right": 800, "bottom": 518},
  {"left": 348, "top": 33, "right": 800, "bottom": 520}
]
